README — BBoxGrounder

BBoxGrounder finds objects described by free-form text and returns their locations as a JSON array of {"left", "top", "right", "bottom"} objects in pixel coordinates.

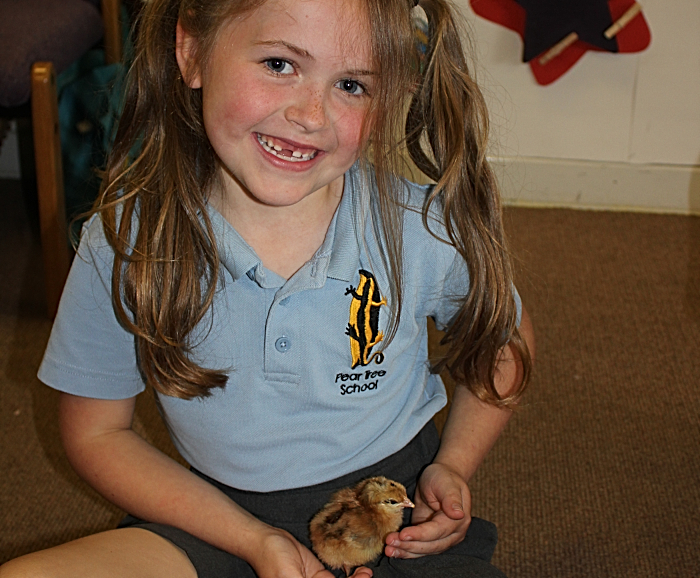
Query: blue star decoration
[{"left": 514, "top": 0, "right": 617, "bottom": 62}]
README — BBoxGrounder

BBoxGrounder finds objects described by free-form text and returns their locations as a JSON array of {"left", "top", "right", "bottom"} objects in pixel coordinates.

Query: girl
[{"left": 1, "top": 0, "right": 533, "bottom": 577}]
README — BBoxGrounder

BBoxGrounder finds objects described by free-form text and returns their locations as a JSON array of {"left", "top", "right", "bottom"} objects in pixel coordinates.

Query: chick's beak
[{"left": 402, "top": 498, "right": 415, "bottom": 508}]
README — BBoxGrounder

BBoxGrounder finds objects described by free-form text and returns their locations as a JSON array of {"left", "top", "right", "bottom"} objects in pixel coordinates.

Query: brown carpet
[{"left": 1, "top": 179, "right": 699, "bottom": 576}]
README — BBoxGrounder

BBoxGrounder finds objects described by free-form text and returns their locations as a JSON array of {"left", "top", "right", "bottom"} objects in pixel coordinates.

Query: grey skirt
[{"left": 118, "top": 421, "right": 506, "bottom": 578}]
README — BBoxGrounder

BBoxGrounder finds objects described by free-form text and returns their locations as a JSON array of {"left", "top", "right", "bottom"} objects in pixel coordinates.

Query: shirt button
[{"left": 275, "top": 336, "right": 291, "bottom": 353}]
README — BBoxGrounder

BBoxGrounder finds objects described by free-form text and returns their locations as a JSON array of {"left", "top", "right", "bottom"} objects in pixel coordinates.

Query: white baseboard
[{"left": 492, "top": 156, "right": 700, "bottom": 216}]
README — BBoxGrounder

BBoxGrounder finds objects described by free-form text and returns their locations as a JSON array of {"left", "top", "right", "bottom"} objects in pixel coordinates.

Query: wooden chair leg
[
  {"left": 31, "top": 62, "right": 71, "bottom": 319},
  {"left": 101, "top": 0, "right": 123, "bottom": 65}
]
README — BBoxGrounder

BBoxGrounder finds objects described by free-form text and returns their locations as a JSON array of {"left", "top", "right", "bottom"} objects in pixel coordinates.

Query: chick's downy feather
[{"left": 309, "top": 476, "right": 414, "bottom": 576}]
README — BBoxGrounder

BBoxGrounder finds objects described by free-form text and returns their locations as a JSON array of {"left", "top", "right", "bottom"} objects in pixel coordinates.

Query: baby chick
[{"left": 309, "top": 476, "right": 414, "bottom": 576}]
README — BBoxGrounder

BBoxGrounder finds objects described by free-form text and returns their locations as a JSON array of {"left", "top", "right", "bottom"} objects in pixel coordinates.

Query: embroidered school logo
[{"left": 345, "top": 270, "right": 386, "bottom": 369}]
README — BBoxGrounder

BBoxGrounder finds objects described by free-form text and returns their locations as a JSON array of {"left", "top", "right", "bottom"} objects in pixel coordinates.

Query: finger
[
  {"left": 385, "top": 533, "right": 461, "bottom": 559},
  {"left": 385, "top": 530, "right": 400, "bottom": 545},
  {"left": 421, "top": 480, "right": 468, "bottom": 520},
  {"left": 415, "top": 485, "right": 441, "bottom": 511},
  {"left": 409, "top": 504, "right": 435, "bottom": 525},
  {"left": 350, "top": 566, "right": 373, "bottom": 577},
  {"left": 399, "top": 510, "right": 472, "bottom": 544},
  {"left": 397, "top": 516, "right": 456, "bottom": 543},
  {"left": 440, "top": 490, "right": 466, "bottom": 520},
  {"left": 310, "top": 570, "right": 337, "bottom": 578},
  {"left": 311, "top": 570, "right": 336, "bottom": 578}
]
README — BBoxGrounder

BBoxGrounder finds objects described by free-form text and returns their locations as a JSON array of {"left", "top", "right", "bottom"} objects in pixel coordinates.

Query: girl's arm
[
  {"left": 433, "top": 306, "right": 535, "bottom": 480},
  {"left": 59, "top": 393, "right": 371, "bottom": 578},
  {"left": 385, "top": 308, "right": 535, "bottom": 558}
]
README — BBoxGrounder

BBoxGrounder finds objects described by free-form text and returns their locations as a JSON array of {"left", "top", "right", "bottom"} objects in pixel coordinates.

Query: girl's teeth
[{"left": 257, "top": 134, "right": 316, "bottom": 162}]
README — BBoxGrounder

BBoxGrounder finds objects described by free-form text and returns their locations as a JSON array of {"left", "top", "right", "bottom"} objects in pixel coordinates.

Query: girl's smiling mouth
[{"left": 256, "top": 133, "right": 319, "bottom": 162}]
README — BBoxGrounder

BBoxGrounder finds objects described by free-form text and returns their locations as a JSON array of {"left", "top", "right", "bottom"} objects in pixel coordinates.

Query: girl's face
[{"left": 177, "top": 0, "right": 375, "bottom": 212}]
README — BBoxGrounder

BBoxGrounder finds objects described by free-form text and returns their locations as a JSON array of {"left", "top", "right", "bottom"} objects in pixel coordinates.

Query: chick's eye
[
  {"left": 385, "top": 499, "right": 399, "bottom": 505},
  {"left": 265, "top": 58, "right": 294, "bottom": 75},
  {"left": 337, "top": 79, "right": 365, "bottom": 96}
]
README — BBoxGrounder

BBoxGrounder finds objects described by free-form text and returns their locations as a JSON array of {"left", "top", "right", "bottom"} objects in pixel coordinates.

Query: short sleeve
[
  {"left": 37, "top": 215, "right": 145, "bottom": 399},
  {"left": 430, "top": 250, "right": 523, "bottom": 331}
]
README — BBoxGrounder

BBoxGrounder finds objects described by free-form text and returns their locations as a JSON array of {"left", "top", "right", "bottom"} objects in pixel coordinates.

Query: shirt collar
[
  {"left": 326, "top": 161, "right": 365, "bottom": 282},
  {"left": 207, "top": 205, "right": 261, "bottom": 282},
  {"left": 207, "top": 161, "right": 366, "bottom": 285}
]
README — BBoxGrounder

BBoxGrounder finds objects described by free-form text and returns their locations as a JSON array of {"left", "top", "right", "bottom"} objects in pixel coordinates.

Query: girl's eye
[
  {"left": 336, "top": 79, "right": 365, "bottom": 96},
  {"left": 265, "top": 59, "right": 294, "bottom": 75}
]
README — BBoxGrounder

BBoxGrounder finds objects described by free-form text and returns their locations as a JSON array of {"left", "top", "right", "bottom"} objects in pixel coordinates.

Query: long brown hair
[
  {"left": 97, "top": 0, "right": 265, "bottom": 399},
  {"left": 367, "top": 0, "right": 531, "bottom": 406},
  {"left": 96, "top": 0, "right": 530, "bottom": 404}
]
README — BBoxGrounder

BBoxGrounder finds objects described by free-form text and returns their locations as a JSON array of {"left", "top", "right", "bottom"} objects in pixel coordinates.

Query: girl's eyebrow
[
  {"left": 255, "top": 40, "right": 312, "bottom": 59},
  {"left": 344, "top": 68, "right": 378, "bottom": 77},
  {"left": 255, "top": 40, "right": 376, "bottom": 77}
]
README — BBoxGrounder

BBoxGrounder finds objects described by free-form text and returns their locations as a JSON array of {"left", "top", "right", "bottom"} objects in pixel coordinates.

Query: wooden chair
[{"left": 0, "top": 0, "right": 122, "bottom": 318}]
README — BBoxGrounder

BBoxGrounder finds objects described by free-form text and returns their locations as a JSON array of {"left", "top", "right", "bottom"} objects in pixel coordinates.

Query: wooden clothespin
[
  {"left": 604, "top": 3, "right": 643, "bottom": 39},
  {"left": 539, "top": 32, "right": 579, "bottom": 65}
]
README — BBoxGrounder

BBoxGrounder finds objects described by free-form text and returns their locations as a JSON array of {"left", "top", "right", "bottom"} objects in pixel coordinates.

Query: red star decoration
[{"left": 470, "top": 0, "right": 651, "bottom": 85}]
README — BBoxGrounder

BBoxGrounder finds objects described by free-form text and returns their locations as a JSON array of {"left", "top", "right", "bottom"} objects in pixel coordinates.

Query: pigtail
[
  {"left": 96, "top": 0, "right": 246, "bottom": 399},
  {"left": 361, "top": 0, "right": 418, "bottom": 348},
  {"left": 407, "top": 0, "right": 531, "bottom": 406}
]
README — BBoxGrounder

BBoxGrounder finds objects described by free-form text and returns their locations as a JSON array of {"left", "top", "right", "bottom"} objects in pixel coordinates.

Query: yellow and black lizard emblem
[{"left": 345, "top": 270, "right": 386, "bottom": 369}]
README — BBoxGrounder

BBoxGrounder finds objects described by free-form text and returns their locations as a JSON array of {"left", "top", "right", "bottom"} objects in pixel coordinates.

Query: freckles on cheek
[
  {"left": 205, "top": 77, "right": 277, "bottom": 136},
  {"left": 341, "top": 111, "right": 370, "bottom": 150}
]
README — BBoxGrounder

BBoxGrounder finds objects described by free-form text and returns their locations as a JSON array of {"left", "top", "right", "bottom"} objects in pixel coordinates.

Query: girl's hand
[
  {"left": 250, "top": 527, "right": 373, "bottom": 578},
  {"left": 384, "top": 463, "right": 471, "bottom": 559}
]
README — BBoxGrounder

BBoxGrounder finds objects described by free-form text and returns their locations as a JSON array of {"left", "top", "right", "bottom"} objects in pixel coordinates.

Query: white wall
[{"left": 455, "top": 0, "right": 700, "bottom": 214}]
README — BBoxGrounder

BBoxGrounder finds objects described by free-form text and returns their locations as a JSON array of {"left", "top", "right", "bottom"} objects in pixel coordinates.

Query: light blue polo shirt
[{"left": 39, "top": 163, "right": 520, "bottom": 492}]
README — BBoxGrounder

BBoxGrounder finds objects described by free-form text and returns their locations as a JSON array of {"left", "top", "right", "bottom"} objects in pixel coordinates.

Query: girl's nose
[{"left": 284, "top": 86, "right": 329, "bottom": 132}]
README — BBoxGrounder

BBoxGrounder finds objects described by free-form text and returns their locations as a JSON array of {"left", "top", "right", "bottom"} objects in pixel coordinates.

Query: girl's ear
[{"left": 176, "top": 19, "right": 202, "bottom": 89}]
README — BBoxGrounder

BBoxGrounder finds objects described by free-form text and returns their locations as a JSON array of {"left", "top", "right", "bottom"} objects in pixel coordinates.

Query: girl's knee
[
  {"left": 0, "top": 530, "right": 197, "bottom": 578},
  {"left": 0, "top": 553, "right": 57, "bottom": 578}
]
